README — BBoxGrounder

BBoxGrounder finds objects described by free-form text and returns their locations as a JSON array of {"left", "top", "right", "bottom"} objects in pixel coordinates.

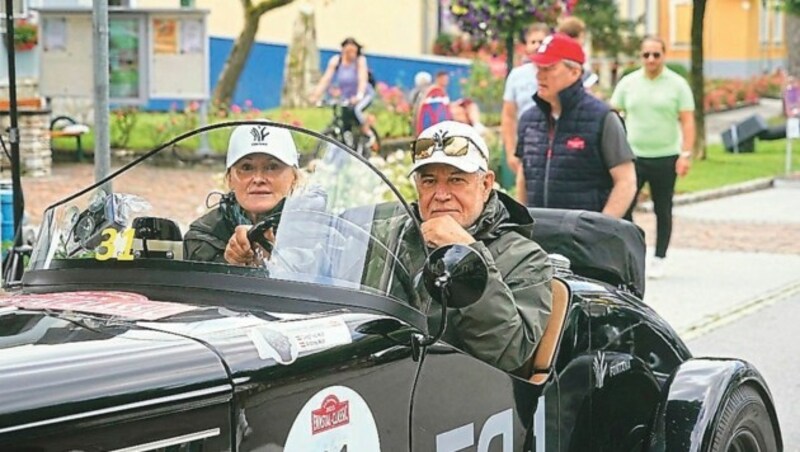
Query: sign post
[{"left": 784, "top": 78, "right": 800, "bottom": 176}]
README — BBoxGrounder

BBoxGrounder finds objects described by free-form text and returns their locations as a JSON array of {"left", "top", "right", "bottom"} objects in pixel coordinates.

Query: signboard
[{"left": 787, "top": 117, "right": 800, "bottom": 140}]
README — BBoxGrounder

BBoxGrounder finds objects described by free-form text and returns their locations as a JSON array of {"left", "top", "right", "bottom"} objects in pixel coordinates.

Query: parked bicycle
[{"left": 313, "top": 99, "right": 380, "bottom": 160}]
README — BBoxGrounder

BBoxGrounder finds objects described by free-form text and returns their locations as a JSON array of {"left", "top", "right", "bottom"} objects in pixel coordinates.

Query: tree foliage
[
  {"left": 786, "top": 0, "right": 800, "bottom": 15},
  {"left": 572, "top": 0, "right": 640, "bottom": 58},
  {"left": 449, "top": 0, "right": 562, "bottom": 41},
  {"left": 212, "top": 0, "right": 295, "bottom": 107}
]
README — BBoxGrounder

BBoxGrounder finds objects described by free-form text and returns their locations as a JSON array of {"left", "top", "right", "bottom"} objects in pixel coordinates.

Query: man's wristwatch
[{"left": 680, "top": 151, "right": 692, "bottom": 159}]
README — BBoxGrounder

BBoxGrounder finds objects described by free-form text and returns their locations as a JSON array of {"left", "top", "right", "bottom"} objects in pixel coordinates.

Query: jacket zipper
[{"left": 543, "top": 117, "right": 557, "bottom": 207}]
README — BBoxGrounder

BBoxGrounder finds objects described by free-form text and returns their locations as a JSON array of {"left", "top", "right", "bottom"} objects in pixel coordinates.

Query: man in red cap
[{"left": 515, "top": 33, "right": 636, "bottom": 219}]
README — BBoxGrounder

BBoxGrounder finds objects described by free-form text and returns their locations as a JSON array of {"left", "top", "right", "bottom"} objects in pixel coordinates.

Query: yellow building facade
[
  {"left": 136, "top": 0, "right": 438, "bottom": 57},
  {"left": 618, "top": 0, "right": 785, "bottom": 77}
]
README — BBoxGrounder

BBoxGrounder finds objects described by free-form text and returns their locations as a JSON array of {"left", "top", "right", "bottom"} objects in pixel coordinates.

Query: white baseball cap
[
  {"left": 408, "top": 121, "right": 489, "bottom": 175},
  {"left": 226, "top": 125, "right": 299, "bottom": 169}
]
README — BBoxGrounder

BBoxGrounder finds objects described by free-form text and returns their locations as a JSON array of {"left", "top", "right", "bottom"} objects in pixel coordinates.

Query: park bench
[{"left": 50, "top": 115, "right": 90, "bottom": 161}]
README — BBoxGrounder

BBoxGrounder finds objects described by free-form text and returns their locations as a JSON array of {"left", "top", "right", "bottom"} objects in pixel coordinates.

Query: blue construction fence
[{"left": 146, "top": 37, "right": 473, "bottom": 111}]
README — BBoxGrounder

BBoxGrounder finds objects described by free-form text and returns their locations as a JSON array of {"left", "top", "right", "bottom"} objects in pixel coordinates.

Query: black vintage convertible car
[{"left": 0, "top": 122, "right": 782, "bottom": 451}]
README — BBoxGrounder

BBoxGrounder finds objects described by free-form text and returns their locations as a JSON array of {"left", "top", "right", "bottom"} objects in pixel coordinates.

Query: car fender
[{"left": 647, "top": 357, "right": 782, "bottom": 452}]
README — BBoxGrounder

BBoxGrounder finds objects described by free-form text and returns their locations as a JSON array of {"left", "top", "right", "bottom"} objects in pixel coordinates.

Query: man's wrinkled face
[
  {"left": 414, "top": 163, "right": 494, "bottom": 228},
  {"left": 640, "top": 39, "right": 665, "bottom": 74},
  {"left": 525, "top": 30, "right": 548, "bottom": 56},
  {"left": 227, "top": 154, "right": 296, "bottom": 219},
  {"left": 536, "top": 61, "right": 582, "bottom": 103}
]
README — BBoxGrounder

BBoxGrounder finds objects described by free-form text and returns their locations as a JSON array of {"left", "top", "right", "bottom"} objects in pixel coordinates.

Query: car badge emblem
[
  {"left": 311, "top": 395, "right": 350, "bottom": 435},
  {"left": 593, "top": 350, "right": 607, "bottom": 389}
]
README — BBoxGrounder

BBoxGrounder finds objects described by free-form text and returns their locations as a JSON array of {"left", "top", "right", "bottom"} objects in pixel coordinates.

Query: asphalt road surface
[{"left": 688, "top": 293, "right": 800, "bottom": 451}]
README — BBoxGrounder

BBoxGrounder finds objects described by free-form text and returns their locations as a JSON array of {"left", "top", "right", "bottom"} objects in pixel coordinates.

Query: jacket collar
[{"left": 533, "top": 78, "right": 585, "bottom": 118}]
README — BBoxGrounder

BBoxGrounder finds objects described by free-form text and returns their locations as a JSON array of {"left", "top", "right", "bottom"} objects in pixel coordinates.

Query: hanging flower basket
[{"left": 13, "top": 19, "right": 38, "bottom": 52}]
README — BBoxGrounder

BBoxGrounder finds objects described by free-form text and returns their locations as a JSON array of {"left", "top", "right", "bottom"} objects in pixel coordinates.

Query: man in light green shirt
[{"left": 610, "top": 36, "right": 695, "bottom": 279}]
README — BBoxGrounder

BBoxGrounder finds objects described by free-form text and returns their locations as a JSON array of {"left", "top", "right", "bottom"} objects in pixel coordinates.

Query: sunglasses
[
  {"left": 411, "top": 134, "right": 485, "bottom": 163},
  {"left": 641, "top": 52, "right": 662, "bottom": 60}
]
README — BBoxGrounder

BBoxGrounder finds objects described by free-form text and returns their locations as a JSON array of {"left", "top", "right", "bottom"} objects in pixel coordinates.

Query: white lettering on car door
[{"left": 435, "top": 408, "right": 513, "bottom": 452}]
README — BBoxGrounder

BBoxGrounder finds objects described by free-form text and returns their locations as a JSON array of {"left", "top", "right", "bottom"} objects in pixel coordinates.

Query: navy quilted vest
[{"left": 518, "top": 79, "right": 613, "bottom": 212}]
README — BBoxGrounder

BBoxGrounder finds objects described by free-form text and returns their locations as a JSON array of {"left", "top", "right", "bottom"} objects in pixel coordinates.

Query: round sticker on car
[{"left": 285, "top": 385, "right": 380, "bottom": 451}]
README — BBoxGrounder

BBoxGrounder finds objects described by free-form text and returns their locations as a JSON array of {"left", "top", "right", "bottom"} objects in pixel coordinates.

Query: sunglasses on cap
[
  {"left": 641, "top": 52, "right": 662, "bottom": 59},
  {"left": 411, "top": 134, "right": 485, "bottom": 163}
]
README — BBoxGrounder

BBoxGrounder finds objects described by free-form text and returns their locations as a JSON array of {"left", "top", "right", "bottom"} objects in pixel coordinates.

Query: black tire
[
  {"left": 311, "top": 128, "right": 339, "bottom": 161},
  {"left": 709, "top": 385, "right": 778, "bottom": 452}
]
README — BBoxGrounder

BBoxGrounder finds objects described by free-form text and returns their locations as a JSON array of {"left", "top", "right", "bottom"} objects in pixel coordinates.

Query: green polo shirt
[{"left": 610, "top": 67, "right": 694, "bottom": 158}]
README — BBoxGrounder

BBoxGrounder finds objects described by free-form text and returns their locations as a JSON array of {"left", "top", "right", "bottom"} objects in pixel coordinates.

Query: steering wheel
[
  {"left": 247, "top": 208, "right": 416, "bottom": 301},
  {"left": 248, "top": 211, "right": 281, "bottom": 255}
]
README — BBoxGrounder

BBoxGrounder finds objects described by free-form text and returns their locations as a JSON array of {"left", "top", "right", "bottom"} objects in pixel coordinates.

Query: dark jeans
[{"left": 626, "top": 155, "right": 678, "bottom": 258}]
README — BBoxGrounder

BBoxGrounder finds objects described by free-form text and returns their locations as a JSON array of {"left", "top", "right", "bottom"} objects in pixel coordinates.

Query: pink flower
[
  {"left": 231, "top": 104, "right": 242, "bottom": 114},
  {"left": 291, "top": 120, "right": 303, "bottom": 127},
  {"left": 244, "top": 99, "right": 253, "bottom": 108},
  {"left": 188, "top": 101, "right": 200, "bottom": 112}
]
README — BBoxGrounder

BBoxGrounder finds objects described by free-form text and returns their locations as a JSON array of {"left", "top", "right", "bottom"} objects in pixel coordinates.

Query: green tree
[
  {"left": 449, "top": 0, "right": 560, "bottom": 76},
  {"left": 212, "top": 0, "right": 295, "bottom": 107},
  {"left": 572, "top": 0, "right": 640, "bottom": 58},
  {"left": 691, "top": 0, "right": 707, "bottom": 159}
]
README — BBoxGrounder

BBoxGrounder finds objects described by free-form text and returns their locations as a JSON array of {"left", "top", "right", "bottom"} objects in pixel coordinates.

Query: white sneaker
[{"left": 648, "top": 257, "right": 666, "bottom": 280}]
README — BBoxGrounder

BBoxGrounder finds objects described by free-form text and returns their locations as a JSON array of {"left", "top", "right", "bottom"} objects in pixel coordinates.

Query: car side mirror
[
  {"left": 423, "top": 244, "right": 489, "bottom": 309},
  {"left": 414, "top": 244, "right": 488, "bottom": 351}
]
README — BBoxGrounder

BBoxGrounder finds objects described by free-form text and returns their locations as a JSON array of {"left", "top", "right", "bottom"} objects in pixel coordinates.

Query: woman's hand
[{"left": 224, "top": 225, "right": 255, "bottom": 265}]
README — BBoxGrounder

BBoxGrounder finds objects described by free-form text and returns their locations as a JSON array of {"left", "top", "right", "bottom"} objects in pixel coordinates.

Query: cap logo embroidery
[
  {"left": 538, "top": 35, "right": 553, "bottom": 54},
  {"left": 431, "top": 130, "right": 449, "bottom": 153},
  {"left": 250, "top": 126, "right": 270, "bottom": 144}
]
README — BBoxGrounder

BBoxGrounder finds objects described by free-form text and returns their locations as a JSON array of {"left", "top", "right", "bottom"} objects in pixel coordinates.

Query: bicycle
[{"left": 313, "top": 99, "right": 380, "bottom": 160}]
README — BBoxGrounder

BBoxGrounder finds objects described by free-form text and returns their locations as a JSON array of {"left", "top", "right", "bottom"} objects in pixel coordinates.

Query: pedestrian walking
[
  {"left": 516, "top": 33, "right": 636, "bottom": 219},
  {"left": 610, "top": 36, "right": 696, "bottom": 279},
  {"left": 501, "top": 22, "right": 550, "bottom": 174}
]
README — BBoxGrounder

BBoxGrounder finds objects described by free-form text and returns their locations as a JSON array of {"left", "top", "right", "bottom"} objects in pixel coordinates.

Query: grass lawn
[
  {"left": 675, "top": 139, "right": 800, "bottom": 194},
  {"left": 52, "top": 110, "right": 798, "bottom": 194}
]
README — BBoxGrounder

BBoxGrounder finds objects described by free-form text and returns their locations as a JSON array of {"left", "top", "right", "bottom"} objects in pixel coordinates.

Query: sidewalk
[{"left": 635, "top": 185, "right": 800, "bottom": 338}]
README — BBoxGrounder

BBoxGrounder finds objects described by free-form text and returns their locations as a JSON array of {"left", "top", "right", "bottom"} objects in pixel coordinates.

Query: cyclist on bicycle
[{"left": 310, "top": 37, "right": 377, "bottom": 150}]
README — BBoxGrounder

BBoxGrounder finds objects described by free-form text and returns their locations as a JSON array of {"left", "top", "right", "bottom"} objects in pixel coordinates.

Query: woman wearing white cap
[{"left": 184, "top": 124, "right": 301, "bottom": 265}]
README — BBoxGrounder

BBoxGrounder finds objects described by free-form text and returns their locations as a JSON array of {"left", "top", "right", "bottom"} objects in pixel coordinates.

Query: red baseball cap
[{"left": 531, "top": 33, "right": 586, "bottom": 66}]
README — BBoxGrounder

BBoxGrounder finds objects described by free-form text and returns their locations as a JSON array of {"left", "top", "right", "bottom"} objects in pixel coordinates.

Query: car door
[{"left": 410, "top": 341, "right": 557, "bottom": 452}]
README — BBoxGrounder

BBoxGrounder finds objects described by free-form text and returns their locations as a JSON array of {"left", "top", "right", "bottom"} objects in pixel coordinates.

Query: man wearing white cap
[
  {"left": 407, "top": 120, "right": 553, "bottom": 373},
  {"left": 184, "top": 124, "right": 301, "bottom": 264}
]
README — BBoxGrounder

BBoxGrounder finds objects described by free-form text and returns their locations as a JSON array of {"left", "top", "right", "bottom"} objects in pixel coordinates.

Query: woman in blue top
[{"left": 310, "top": 37, "right": 377, "bottom": 149}]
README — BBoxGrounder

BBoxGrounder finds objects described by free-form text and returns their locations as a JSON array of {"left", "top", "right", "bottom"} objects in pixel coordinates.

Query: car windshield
[{"left": 28, "top": 121, "right": 425, "bottom": 304}]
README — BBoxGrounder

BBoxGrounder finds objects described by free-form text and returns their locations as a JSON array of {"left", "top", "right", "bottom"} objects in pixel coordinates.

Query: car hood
[
  {"left": 0, "top": 290, "right": 393, "bottom": 434},
  {"left": 0, "top": 304, "right": 232, "bottom": 435}
]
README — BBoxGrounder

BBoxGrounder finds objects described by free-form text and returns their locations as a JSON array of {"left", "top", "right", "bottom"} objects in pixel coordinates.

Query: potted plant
[{"left": 13, "top": 19, "right": 38, "bottom": 52}]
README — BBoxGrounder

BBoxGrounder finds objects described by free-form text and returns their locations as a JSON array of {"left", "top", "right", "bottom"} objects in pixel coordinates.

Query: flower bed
[{"left": 703, "top": 72, "right": 786, "bottom": 113}]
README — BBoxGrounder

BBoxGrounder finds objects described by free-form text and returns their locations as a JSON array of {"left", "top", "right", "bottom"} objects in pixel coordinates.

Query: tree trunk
[
  {"left": 505, "top": 33, "right": 514, "bottom": 78},
  {"left": 788, "top": 12, "right": 800, "bottom": 77},
  {"left": 690, "top": 0, "right": 707, "bottom": 159},
  {"left": 212, "top": 0, "right": 295, "bottom": 108},
  {"left": 281, "top": 6, "right": 320, "bottom": 108},
  {"left": 212, "top": 13, "right": 260, "bottom": 108}
]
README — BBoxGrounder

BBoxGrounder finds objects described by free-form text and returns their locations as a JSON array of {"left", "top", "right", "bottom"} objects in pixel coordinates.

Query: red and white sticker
[
  {"left": 0, "top": 291, "right": 198, "bottom": 321},
  {"left": 285, "top": 386, "right": 380, "bottom": 451}
]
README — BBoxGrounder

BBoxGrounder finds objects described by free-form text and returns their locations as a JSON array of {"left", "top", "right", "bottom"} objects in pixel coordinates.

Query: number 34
[{"left": 96, "top": 227, "right": 136, "bottom": 261}]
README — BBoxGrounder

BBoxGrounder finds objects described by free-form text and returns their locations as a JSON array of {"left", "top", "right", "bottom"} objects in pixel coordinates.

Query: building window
[
  {"left": 773, "top": 8, "right": 784, "bottom": 44},
  {"left": 669, "top": 0, "right": 691, "bottom": 47}
]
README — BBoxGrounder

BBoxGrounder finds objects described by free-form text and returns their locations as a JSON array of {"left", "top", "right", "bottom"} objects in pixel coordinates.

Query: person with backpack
[{"left": 310, "top": 37, "right": 377, "bottom": 149}]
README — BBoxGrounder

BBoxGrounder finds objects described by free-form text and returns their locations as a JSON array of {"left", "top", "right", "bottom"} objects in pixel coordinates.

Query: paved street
[{"left": 689, "top": 293, "right": 800, "bottom": 451}]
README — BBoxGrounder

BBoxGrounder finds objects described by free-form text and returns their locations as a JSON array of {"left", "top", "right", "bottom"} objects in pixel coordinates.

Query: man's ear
[{"left": 483, "top": 171, "right": 496, "bottom": 199}]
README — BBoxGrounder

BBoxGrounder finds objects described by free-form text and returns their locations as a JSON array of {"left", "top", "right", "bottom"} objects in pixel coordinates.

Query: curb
[
  {"left": 636, "top": 177, "right": 775, "bottom": 213},
  {"left": 678, "top": 279, "right": 800, "bottom": 341}
]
